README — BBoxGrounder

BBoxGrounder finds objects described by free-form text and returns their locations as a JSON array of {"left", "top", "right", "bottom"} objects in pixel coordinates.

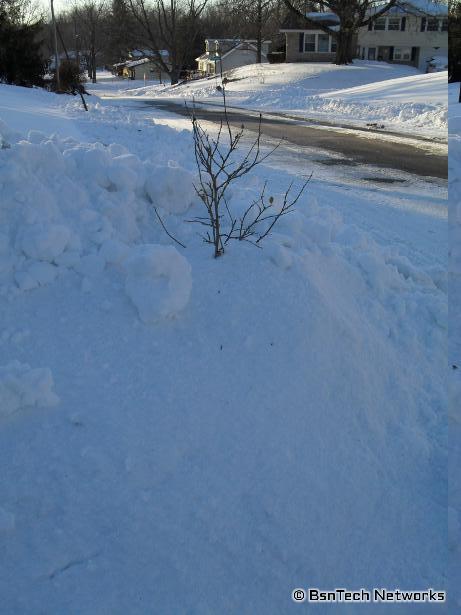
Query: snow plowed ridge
[
  {"left": 0, "top": 83, "right": 447, "bottom": 612},
  {"left": 0, "top": 126, "right": 194, "bottom": 321},
  {"left": 250, "top": 95, "right": 447, "bottom": 130}
]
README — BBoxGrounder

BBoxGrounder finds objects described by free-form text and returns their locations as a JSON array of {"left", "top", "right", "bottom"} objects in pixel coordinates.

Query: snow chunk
[
  {"left": 145, "top": 162, "right": 196, "bottom": 214},
  {"left": 124, "top": 244, "right": 192, "bottom": 323},
  {"left": 20, "top": 224, "right": 71, "bottom": 262},
  {"left": 0, "top": 361, "right": 59, "bottom": 418}
]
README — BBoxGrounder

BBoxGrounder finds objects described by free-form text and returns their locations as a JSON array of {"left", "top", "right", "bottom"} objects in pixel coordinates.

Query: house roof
[
  {"left": 280, "top": 1, "right": 447, "bottom": 31},
  {"left": 280, "top": 11, "right": 340, "bottom": 30},
  {"left": 125, "top": 58, "right": 155, "bottom": 68},
  {"left": 196, "top": 41, "right": 268, "bottom": 64},
  {"left": 198, "top": 39, "right": 269, "bottom": 63},
  {"left": 129, "top": 49, "right": 169, "bottom": 59},
  {"left": 368, "top": 0, "right": 448, "bottom": 16}
]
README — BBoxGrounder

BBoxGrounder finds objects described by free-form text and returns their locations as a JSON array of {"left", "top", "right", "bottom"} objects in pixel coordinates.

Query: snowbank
[
  {"left": 0, "top": 84, "right": 447, "bottom": 613},
  {"left": 0, "top": 123, "right": 194, "bottom": 321},
  {"left": 448, "top": 82, "right": 461, "bottom": 610},
  {"left": 95, "top": 62, "right": 447, "bottom": 137}
]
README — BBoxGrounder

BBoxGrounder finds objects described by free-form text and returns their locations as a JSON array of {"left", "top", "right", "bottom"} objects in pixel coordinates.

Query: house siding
[
  {"left": 282, "top": 10, "right": 447, "bottom": 71},
  {"left": 358, "top": 14, "right": 447, "bottom": 70},
  {"left": 285, "top": 31, "right": 335, "bottom": 62}
]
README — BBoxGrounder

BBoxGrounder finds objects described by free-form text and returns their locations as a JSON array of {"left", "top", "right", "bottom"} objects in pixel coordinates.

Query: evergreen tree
[{"left": 0, "top": 2, "right": 45, "bottom": 86}]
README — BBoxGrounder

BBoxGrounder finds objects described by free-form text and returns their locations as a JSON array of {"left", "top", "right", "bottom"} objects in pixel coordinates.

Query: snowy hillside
[
  {"left": 0, "top": 84, "right": 447, "bottom": 612},
  {"left": 93, "top": 61, "right": 447, "bottom": 138}
]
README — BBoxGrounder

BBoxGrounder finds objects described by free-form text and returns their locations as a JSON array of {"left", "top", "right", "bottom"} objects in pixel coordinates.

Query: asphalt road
[{"left": 142, "top": 99, "right": 448, "bottom": 179}]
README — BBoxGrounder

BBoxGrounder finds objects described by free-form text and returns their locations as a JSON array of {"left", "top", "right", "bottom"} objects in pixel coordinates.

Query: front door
[{"left": 378, "top": 46, "right": 391, "bottom": 61}]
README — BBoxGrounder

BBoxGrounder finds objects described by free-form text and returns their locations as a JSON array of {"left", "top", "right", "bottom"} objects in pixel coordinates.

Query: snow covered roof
[
  {"left": 305, "top": 11, "right": 340, "bottom": 23},
  {"left": 368, "top": 0, "right": 448, "bottom": 15},
  {"left": 280, "top": 11, "right": 340, "bottom": 30},
  {"left": 128, "top": 49, "right": 169, "bottom": 60},
  {"left": 125, "top": 58, "right": 154, "bottom": 68},
  {"left": 401, "top": 0, "right": 448, "bottom": 14}
]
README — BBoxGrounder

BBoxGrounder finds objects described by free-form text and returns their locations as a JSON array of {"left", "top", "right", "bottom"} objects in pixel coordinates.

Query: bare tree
[
  {"left": 282, "top": 0, "right": 398, "bottom": 64},
  {"left": 188, "top": 83, "right": 309, "bottom": 257},
  {"left": 127, "top": 0, "right": 209, "bottom": 84},
  {"left": 72, "top": 0, "right": 107, "bottom": 83},
  {"left": 2, "top": 0, "right": 43, "bottom": 25}
]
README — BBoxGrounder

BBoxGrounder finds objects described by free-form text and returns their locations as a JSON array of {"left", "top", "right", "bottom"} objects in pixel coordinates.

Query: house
[
  {"left": 196, "top": 39, "right": 271, "bottom": 76},
  {"left": 357, "top": 0, "right": 447, "bottom": 71},
  {"left": 280, "top": 0, "right": 447, "bottom": 71},
  {"left": 115, "top": 50, "right": 170, "bottom": 82},
  {"left": 280, "top": 12, "right": 341, "bottom": 63}
]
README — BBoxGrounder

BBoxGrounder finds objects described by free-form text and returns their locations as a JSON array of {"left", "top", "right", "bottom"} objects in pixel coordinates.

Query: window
[
  {"left": 303, "top": 33, "right": 335, "bottom": 53},
  {"left": 368, "top": 47, "right": 376, "bottom": 60},
  {"left": 427, "top": 18, "right": 439, "bottom": 31},
  {"left": 441, "top": 18, "right": 448, "bottom": 31},
  {"left": 374, "top": 18, "right": 386, "bottom": 30},
  {"left": 388, "top": 17, "right": 400, "bottom": 30},
  {"left": 393, "top": 46, "right": 411, "bottom": 60},
  {"left": 318, "top": 34, "right": 329, "bottom": 52},
  {"left": 304, "top": 34, "right": 316, "bottom": 52}
]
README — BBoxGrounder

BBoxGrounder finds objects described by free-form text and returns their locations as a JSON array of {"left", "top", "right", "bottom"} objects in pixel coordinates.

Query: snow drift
[
  {"left": 0, "top": 85, "right": 447, "bottom": 613},
  {"left": 0, "top": 124, "right": 194, "bottom": 322}
]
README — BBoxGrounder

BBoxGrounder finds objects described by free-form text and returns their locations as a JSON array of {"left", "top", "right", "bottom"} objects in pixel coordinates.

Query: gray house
[
  {"left": 196, "top": 39, "right": 271, "bottom": 76},
  {"left": 280, "top": 0, "right": 447, "bottom": 71}
]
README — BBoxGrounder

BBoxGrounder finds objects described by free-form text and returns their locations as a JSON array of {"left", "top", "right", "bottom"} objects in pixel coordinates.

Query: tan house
[
  {"left": 281, "top": 0, "right": 447, "bottom": 71},
  {"left": 196, "top": 39, "right": 271, "bottom": 76},
  {"left": 280, "top": 12, "right": 340, "bottom": 63}
]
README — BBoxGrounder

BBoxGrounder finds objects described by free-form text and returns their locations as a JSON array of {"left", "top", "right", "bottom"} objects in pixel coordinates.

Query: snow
[
  {"left": 124, "top": 244, "right": 192, "bottom": 323},
  {"left": 0, "top": 361, "right": 59, "bottom": 418},
  {"left": 94, "top": 62, "right": 447, "bottom": 139},
  {"left": 0, "top": 82, "right": 447, "bottom": 612},
  {"left": 0, "top": 84, "right": 83, "bottom": 141},
  {"left": 448, "top": 81, "right": 461, "bottom": 610}
]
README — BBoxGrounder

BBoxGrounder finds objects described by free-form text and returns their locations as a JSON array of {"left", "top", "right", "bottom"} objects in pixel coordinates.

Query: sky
[{"left": 39, "top": 0, "right": 69, "bottom": 15}]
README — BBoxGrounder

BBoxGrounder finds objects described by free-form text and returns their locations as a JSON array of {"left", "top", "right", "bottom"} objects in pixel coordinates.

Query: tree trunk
[
  {"left": 170, "top": 68, "right": 180, "bottom": 85},
  {"left": 92, "top": 50, "right": 96, "bottom": 83},
  {"left": 256, "top": 0, "right": 262, "bottom": 64},
  {"left": 334, "top": 30, "right": 354, "bottom": 65}
]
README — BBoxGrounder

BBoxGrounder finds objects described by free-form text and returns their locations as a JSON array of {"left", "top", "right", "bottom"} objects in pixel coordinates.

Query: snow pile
[
  {"left": 124, "top": 244, "right": 192, "bottom": 323},
  {"left": 247, "top": 71, "right": 448, "bottom": 132},
  {"left": 0, "top": 84, "right": 447, "bottom": 612},
  {"left": 145, "top": 161, "right": 196, "bottom": 214},
  {"left": 0, "top": 128, "right": 195, "bottom": 320},
  {"left": 449, "top": 83, "right": 461, "bottom": 609},
  {"left": 0, "top": 361, "right": 59, "bottom": 418}
]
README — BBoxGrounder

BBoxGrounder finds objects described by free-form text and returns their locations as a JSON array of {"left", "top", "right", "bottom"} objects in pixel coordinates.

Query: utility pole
[{"left": 51, "top": 0, "right": 60, "bottom": 90}]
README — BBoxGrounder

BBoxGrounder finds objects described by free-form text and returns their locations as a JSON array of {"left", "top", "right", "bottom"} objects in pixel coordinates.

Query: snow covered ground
[
  {"left": 0, "top": 82, "right": 447, "bottom": 612},
  {"left": 92, "top": 62, "right": 448, "bottom": 139},
  {"left": 448, "top": 81, "right": 461, "bottom": 610}
]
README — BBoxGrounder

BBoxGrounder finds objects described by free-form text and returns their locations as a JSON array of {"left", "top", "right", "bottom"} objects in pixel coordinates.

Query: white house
[
  {"left": 357, "top": 0, "right": 447, "bottom": 71},
  {"left": 196, "top": 39, "right": 271, "bottom": 76},
  {"left": 115, "top": 49, "right": 170, "bottom": 82}
]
